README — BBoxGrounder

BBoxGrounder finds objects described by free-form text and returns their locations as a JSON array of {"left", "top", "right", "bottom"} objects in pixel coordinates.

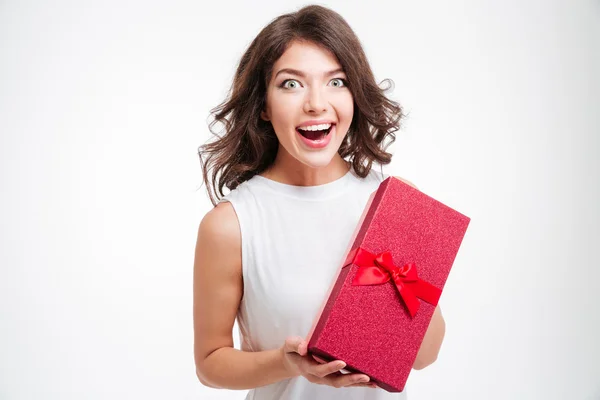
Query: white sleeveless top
[{"left": 218, "top": 165, "right": 409, "bottom": 400}]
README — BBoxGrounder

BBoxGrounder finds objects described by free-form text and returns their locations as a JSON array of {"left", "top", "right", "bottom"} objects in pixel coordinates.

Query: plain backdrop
[{"left": 1, "top": 0, "right": 599, "bottom": 399}]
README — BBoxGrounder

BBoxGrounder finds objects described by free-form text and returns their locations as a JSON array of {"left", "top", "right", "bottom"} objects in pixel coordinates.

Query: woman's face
[{"left": 261, "top": 40, "right": 354, "bottom": 170}]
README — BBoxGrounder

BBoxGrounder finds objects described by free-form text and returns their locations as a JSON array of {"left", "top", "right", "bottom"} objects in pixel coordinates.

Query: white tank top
[{"left": 218, "top": 165, "right": 409, "bottom": 400}]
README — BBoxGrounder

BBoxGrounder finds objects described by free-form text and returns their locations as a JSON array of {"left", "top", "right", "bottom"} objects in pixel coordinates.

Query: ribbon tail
[
  {"left": 410, "top": 280, "right": 442, "bottom": 306},
  {"left": 397, "top": 284, "right": 420, "bottom": 318}
]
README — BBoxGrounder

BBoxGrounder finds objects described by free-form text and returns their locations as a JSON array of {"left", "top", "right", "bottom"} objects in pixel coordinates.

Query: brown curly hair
[{"left": 198, "top": 4, "right": 406, "bottom": 206}]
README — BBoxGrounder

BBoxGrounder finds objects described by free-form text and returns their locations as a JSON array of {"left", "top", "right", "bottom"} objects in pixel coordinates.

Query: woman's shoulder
[
  {"left": 216, "top": 178, "right": 254, "bottom": 205},
  {"left": 359, "top": 165, "right": 389, "bottom": 184},
  {"left": 201, "top": 201, "right": 241, "bottom": 249},
  {"left": 359, "top": 167, "right": 419, "bottom": 190},
  {"left": 393, "top": 175, "right": 418, "bottom": 189}
]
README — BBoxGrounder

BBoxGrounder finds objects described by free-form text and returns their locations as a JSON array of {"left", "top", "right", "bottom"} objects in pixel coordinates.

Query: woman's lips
[{"left": 296, "top": 124, "right": 335, "bottom": 149}]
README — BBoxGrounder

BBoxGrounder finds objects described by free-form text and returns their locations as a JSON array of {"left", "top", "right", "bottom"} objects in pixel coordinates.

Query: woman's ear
[{"left": 260, "top": 110, "right": 270, "bottom": 121}]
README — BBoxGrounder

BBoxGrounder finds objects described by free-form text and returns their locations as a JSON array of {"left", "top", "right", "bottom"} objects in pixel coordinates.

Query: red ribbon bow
[{"left": 348, "top": 248, "right": 441, "bottom": 318}]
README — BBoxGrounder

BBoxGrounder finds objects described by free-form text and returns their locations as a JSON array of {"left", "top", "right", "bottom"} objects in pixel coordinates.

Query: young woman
[{"left": 193, "top": 5, "right": 445, "bottom": 399}]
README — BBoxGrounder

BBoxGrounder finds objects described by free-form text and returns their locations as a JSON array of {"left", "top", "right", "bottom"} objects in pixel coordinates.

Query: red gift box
[{"left": 306, "top": 176, "right": 471, "bottom": 392}]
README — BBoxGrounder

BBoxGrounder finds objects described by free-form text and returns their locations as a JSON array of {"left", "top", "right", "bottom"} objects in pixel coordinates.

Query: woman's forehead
[{"left": 272, "top": 41, "right": 342, "bottom": 75}]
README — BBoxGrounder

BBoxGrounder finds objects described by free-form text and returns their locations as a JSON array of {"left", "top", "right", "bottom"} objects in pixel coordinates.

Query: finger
[
  {"left": 346, "top": 383, "right": 378, "bottom": 388},
  {"left": 296, "top": 351, "right": 334, "bottom": 377},
  {"left": 309, "top": 360, "right": 347, "bottom": 378},
  {"left": 297, "top": 340, "right": 307, "bottom": 356},
  {"left": 283, "top": 337, "right": 305, "bottom": 355},
  {"left": 311, "top": 354, "right": 330, "bottom": 364},
  {"left": 328, "top": 373, "right": 371, "bottom": 388}
]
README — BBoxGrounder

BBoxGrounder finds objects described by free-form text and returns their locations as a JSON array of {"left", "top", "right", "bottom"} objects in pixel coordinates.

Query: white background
[{"left": 1, "top": 0, "right": 599, "bottom": 399}]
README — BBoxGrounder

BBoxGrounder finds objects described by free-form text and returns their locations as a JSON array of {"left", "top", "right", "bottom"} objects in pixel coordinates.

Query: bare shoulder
[
  {"left": 394, "top": 175, "right": 418, "bottom": 190},
  {"left": 199, "top": 201, "right": 241, "bottom": 249},
  {"left": 195, "top": 200, "right": 242, "bottom": 284}
]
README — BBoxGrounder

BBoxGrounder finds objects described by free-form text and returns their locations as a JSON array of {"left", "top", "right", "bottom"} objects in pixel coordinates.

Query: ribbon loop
[{"left": 350, "top": 248, "right": 441, "bottom": 318}]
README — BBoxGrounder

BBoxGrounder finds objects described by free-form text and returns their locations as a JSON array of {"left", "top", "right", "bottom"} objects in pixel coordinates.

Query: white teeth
[{"left": 298, "top": 123, "right": 332, "bottom": 131}]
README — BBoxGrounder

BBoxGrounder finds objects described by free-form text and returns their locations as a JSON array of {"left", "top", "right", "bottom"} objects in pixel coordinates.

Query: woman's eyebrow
[{"left": 274, "top": 68, "right": 345, "bottom": 79}]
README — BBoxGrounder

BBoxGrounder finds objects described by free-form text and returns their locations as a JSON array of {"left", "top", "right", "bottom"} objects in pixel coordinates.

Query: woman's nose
[{"left": 303, "top": 88, "right": 328, "bottom": 114}]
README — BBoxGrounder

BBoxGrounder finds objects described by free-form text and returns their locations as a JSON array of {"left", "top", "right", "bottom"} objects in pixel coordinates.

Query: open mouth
[{"left": 296, "top": 124, "right": 335, "bottom": 141}]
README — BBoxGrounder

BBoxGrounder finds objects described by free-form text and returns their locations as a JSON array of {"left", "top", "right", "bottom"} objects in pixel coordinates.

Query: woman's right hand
[{"left": 280, "top": 336, "right": 377, "bottom": 389}]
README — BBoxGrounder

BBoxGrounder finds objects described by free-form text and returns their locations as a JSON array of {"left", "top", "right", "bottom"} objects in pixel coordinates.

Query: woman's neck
[{"left": 260, "top": 156, "right": 351, "bottom": 187}]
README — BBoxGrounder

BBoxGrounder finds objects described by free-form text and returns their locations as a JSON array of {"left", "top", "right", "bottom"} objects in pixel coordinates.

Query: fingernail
[
  {"left": 337, "top": 361, "right": 346, "bottom": 369},
  {"left": 359, "top": 376, "right": 370, "bottom": 383}
]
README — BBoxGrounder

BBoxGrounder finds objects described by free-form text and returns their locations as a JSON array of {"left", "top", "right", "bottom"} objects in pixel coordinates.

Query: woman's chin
[{"left": 296, "top": 150, "right": 340, "bottom": 169}]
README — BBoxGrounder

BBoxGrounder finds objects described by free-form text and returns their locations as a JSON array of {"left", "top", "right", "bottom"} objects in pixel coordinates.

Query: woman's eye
[
  {"left": 281, "top": 79, "right": 300, "bottom": 89},
  {"left": 280, "top": 78, "right": 347, "bottom": 89},
  {"left": 330, "top": 78, "right": 347, "bottom": 87}
]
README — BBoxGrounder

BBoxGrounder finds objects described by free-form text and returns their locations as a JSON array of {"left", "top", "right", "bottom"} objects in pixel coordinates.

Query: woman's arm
[
  {"left": 193, "top": 202, "right": 298, "bottom": 390},
  {"left": 413, "top": 305, "right": 445, "bottom": 370},
  {"left": 393, "top": 176, "right": 447, "bottom": 370}
]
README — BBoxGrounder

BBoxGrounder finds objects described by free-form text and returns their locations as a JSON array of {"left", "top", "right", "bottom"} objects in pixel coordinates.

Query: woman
[{"left": 193, "top": 5, "right": 445, "bottom": 399}]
